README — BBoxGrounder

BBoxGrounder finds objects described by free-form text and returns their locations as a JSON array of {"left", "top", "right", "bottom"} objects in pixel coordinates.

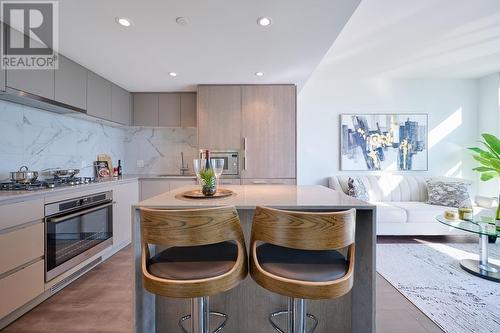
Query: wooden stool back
[
  {"left": 140, "top": 206, "right": 247, "bottom": 298},
  {"left": 250, "top": 206, "right": 356, "bottom": 299}
]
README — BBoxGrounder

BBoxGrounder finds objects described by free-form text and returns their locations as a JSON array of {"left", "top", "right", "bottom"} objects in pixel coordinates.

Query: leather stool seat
[
  {"left": 148, "top": 241, "right": 238, "bottom": 280},
  {"left": 256, "top": 243, "right": 348, "bottom": 282}
]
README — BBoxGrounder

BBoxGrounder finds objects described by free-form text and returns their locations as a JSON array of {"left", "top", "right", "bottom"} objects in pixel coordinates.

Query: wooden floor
[
  {"left": 2, "top": 248, "right": 132, "bottom": 333},
  {"left": 2, "top": 239, "right": 452, "bottom": 333}
]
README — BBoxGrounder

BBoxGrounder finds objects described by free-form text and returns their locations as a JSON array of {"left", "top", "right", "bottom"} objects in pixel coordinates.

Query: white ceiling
[
  {"left": 57, "top": 0, "right": 360, "bottom": 92},
  {"left": 313, "top": 0, "right": 500, "bottom": 79}
]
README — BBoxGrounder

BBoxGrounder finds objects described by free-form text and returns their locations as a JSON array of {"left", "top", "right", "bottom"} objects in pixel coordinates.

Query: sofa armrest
[{"left": 475, "top": 195, "right": 498, "bottom": 209}]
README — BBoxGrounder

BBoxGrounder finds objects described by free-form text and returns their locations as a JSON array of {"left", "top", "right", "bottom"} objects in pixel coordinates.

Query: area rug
[{"left": 377, "top": 242, "right": 500, "bottom": 333}]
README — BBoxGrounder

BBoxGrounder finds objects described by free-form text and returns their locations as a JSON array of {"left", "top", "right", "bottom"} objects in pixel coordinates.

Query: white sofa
[{"left": 328, "top": 175, "right": 496, "bottom": 235}]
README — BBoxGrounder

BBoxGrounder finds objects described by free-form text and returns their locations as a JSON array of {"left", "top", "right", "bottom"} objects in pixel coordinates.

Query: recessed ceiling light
[
  {"left": 257, "top": 17, "right": 272, "bottom": 27},
  {"left": 168, "top": 72, "right": 177, "bottom": 77},
  {"left": 176, "top": 17, "right": 189, "bottom": 26},
  {"left": 255, "top": 72, "right": 264, "bottom": 77},
  {"left": 115, "top": 17, "right": 132, "bottom": 27}
]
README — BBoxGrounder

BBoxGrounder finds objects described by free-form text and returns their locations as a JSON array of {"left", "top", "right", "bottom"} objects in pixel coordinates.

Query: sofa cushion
[
  {"left": 426, "top": 180, "right": 472, "bottom": 208},
  {"left": 346, "top": 177, "right": 369, "bottom": 201},
  {"left": 390, "top": 202, "right": 451, "bottom": 223},
  {"left": 374, "top": 202, "right": 408, "bottom": 223}
]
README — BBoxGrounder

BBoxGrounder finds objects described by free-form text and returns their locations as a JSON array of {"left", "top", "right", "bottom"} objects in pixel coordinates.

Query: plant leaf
[
  {"left": 473, "top": 166, "right": 497, "bottom": 172},
  {"left": 482, "top": 133, "right": 500, "bottom": 155},
  {"left": 473, "top": 155, "right": 492, "bottom": 166},
  {"left": 468, "top": 147, "right": 495, "bottom": 159},
  {"left": 480, "top": 171, "right": 498, "bottom": 181}
]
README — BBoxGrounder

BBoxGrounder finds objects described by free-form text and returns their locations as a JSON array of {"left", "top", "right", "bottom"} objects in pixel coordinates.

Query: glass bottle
[{"left": 117, "top": 160, "right": 122, "bottom": 176}]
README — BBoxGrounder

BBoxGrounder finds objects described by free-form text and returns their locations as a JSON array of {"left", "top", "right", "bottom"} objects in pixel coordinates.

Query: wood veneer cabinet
[
  {"left": 197, "top": 85, "right": 296, "bottom": 179},
  {"left": 133, "top": 92, "right": 197, "bottom": 127},
  {"left": 241, "top": 85, "right": 296, "bottom": 179},
  {"left": 198, "top": 85, "right": 242, "bottom": 150}
]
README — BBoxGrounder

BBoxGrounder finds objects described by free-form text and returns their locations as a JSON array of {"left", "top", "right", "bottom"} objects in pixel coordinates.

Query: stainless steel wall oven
[{"left": 44, "top": 191, "right": 113, "bottom": 281}]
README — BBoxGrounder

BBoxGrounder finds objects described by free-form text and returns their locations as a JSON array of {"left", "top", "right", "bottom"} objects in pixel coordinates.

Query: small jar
[{"left": 458, "top": 207, "right": 473, "bottom": 221}]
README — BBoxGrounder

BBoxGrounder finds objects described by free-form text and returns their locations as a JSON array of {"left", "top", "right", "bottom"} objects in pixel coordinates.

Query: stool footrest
[
  {"left": 179, "top": 311, "right": 228, "bottom": 333},
  {"left": 269, "top": 310, "right": 318, "bottom": 333}
]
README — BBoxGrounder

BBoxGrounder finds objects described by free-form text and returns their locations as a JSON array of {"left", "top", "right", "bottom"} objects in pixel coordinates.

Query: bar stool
[
  {"left": 140, "top": 206, "right": 248, "bottom": 333},
  {"left": 250, "top": 206, "right": 356, "bottom": 333}
]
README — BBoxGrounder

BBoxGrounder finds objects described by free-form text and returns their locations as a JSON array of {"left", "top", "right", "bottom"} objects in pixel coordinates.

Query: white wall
[
  {"left": 477, "top": 73, "right": 500, "bottom": 196},
  {"left": 297, "top": 78, "right": 479, "bottom": 187}
]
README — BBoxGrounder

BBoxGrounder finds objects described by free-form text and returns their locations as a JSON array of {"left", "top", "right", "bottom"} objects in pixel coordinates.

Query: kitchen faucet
[{"left": 180, "top": 152, "right": 189, "bottom": 175}]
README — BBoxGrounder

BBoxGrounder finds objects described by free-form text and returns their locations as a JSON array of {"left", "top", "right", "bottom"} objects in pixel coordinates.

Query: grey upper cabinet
[
  {"left": 133, "top": 93, "right": 158, "bottom": 126},
  {"left": 54, "top": 55, "right": 87, "bottom": 110},
  {"left": 198, "top": 86, "right": 242, "bottom": 150},
  {"left": 87, "top": 71, "right": 112, "bottom": 120},
  {"left": 180, "top": 93, "right": 197, "bottom": 127},
  {"left": 111, "top": 84, "right": 131, "bottom": 125},
  {"left": 5, "top": 28, "right": 55, "bottom": 99},
  {"left": 6, "top": 69, "right": 54, "bottom": 99},
  {"left": 158, "top": 93, "right": 180, "bottom": 127}
]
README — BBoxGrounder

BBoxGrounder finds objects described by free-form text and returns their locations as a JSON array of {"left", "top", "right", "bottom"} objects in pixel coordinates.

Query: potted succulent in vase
[
  {"left": 199, "top": 168, "right": 217, "bottom": 196},
  {"left": 468, "top": 133, "right": 500, "bottom": 241}
]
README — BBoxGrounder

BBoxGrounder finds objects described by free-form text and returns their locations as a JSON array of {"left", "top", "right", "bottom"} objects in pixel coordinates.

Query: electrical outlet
[{"left": 137, "top": 160, "right": 144, "bottom": 168}]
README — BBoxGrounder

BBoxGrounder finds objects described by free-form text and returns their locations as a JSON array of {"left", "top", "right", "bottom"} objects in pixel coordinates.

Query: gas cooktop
[{"left": 0, "top": 177, "right": 97, "bottom": 191}]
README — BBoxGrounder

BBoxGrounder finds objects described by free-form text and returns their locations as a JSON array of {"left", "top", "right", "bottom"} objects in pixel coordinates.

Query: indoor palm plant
[
  {"left": 469, "top": 133, "right": 500, "bottom": 236},
  {"left": 469, "top": 133, "right": 500, "bottom": 181}
]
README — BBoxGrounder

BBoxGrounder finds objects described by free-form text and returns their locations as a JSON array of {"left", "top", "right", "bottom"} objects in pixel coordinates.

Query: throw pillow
[
  {"left": 346, "top": 177, "right": 369, "bottom": 201},
  {"left": 426, "top": 180, "right": 472, "bottom": 208}
]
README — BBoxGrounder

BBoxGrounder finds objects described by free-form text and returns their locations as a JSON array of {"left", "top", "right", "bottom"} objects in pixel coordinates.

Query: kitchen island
[{"left": 132, "top": 185, "right": 376, "bottom": 333}]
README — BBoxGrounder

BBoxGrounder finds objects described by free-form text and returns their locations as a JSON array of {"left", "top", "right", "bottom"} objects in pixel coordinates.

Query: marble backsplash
[
  {"left": 0, "top": 100, "right": 199, "bottom": 181},
  {"left": 123, "top": 127, "right": 198, "bottom": 175},
  {"left": 0, "top": 100, "right": 126, "bottom": 179}
]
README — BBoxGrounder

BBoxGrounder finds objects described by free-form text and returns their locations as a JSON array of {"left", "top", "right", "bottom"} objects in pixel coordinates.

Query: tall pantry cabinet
[{"left": 197, "top": 84, "right": 296, "bottom": 182}]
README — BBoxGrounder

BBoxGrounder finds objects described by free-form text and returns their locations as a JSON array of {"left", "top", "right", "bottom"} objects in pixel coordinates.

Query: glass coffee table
[{"left": 436, "top": 215, "right": 500, "bottom": 282}]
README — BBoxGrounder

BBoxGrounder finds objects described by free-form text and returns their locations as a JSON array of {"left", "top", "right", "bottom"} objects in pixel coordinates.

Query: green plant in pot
[
  {"left": 199, "top": 168, "right": 217, "bottom": 196},
  {"left": 468, "top": 133, "right": 500, "bottom": 241}
]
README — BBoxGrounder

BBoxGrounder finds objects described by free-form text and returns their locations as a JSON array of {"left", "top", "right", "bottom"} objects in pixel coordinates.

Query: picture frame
[{"left": 339, "top": 113, "right": 429, "bottom": 171}]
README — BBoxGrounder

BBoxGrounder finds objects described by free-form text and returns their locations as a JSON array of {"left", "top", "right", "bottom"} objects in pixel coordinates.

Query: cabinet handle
[
  {"left": 251, "top": 180, "right": 268, "bottom": 184},
  {"left": 243, "top": 137, "right": 247, "bottom": 170}
]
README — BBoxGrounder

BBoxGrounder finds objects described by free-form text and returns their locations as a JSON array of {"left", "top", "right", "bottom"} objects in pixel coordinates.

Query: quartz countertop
[
  {"left": 0, "top": 175, "right": 139, "bottom": 204},
  {"left": 135, "top": 184, "right": 374, "bottom": 210}
]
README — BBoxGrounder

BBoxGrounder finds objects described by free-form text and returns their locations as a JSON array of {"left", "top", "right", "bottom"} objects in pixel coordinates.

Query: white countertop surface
[{"left": 135, "top": 185, "right": 374, "bottom": 210}]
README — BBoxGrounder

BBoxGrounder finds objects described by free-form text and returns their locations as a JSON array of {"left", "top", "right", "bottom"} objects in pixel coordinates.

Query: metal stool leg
[
  {"left": 179, "top": 297, "right": 228, "bottom": 333},
  {"left": 269, "top": 298, "right": 318, "bottom": 333}
]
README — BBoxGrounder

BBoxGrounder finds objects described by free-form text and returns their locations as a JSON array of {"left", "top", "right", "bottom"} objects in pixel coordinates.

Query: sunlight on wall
[
  {"left": 429, "top": 108, "right": 462, "bottom": 149},
  {"left": 444, "top": 161, "right": 463, "bottom": 178}
]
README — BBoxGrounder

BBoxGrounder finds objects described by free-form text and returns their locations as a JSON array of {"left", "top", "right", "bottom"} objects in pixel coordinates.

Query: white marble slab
[
  {"left": 0, "top": 100, "right": 126, "bottom": 179},
  {"left": 124, "top": 127, "right": 198, "bottom": 175}
]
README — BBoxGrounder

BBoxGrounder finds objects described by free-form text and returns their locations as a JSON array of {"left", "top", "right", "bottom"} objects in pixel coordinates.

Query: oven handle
[{"left": 46, "top": 201, "right": 115, "bottom": 224}]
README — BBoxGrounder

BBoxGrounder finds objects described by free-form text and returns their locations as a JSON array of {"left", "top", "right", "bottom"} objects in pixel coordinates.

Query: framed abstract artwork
[{"left": 340, "top": 114, "right": 428, "bottom": 171}]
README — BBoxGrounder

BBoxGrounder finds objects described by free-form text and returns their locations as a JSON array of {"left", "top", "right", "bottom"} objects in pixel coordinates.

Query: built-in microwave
[{"left": 200, "top": 150, "right": 239, "bottom": 176}]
